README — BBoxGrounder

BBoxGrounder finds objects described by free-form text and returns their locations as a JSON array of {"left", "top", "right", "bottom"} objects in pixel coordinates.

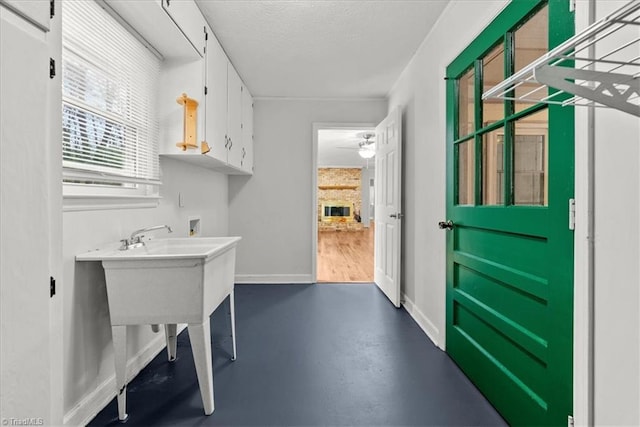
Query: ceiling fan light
[{"left": 358, "top": 148, "right": 375, "bottom": 159}]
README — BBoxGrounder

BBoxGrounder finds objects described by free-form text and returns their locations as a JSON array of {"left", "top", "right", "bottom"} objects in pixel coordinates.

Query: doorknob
[
  {"left": 390, "top": 213, "right": 404, "bottom": 219},
  {"left": 438, "top": 220, "right": 454, "bottom": 230}
]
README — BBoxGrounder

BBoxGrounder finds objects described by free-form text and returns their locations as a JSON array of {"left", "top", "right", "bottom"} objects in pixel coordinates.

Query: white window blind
[{"left": 61, "top": 0, "right": 160, "bottom": 192}]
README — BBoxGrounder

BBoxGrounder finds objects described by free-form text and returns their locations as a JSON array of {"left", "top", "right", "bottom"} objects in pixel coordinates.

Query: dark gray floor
[{"left": 89, "top": 284, "right": 507, "bottom": 426}]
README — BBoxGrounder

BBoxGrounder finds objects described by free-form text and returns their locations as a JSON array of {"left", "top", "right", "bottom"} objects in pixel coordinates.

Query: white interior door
[
  {"left": 0, "top": 5, "right": 52, "bottom": 421},
  {"left": 374, "top": 107, "right": 402, "bottom": 307}
]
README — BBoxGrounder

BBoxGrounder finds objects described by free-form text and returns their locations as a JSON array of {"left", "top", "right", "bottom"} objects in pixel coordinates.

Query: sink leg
[
  {"left": 164, "top": 324, "right": 178, "bottom": 362},
  {"left": 111, "top": 325, "right": 129, "bottom": 422},
  {"left": 188, "top": 320, "right": 214, "bottom": 415},
  {"left": 230, "top": 290, "right": 237, "bottom": 361}
]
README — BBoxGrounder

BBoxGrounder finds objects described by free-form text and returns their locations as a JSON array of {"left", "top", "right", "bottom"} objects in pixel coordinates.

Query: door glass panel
[
  {"left": 482, "top": 43, "right": 504, "bottom": 126},
  {"left": 458, "top": 68, "right": 475, "bottom": 137},
  {"left": 514, "top": 109, "right": 548, "bottom": 205},
  {"left": 482, "top": 128, "right": 504, "bottom": 205},
  {"left": 457, "top": 140, "right": 475, "bottom": 205},
  {"left": 514, "top": 6, "right": 548, "bottom": 111}
]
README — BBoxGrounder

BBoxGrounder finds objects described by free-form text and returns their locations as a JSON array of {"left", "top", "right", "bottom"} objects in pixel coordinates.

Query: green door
[{"left": 445, "top": 1, "right": 574, "bottom": 425}]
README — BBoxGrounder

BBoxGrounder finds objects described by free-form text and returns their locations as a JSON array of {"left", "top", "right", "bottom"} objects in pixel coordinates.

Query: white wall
[
  {"left": 591, "top": 105, "right": 639, "bottom": 425},
  {"left": 574, "top": 2, "right": 640, "bottom": 424},
  {"left": 228, "top": 99, "right": 387, "bottom": 283},
  {"left": 62, "top": 158, "right": 228, "bottom": 424},
  {"left": 387, "top": 0, "right": 508, "bottom": 347}
]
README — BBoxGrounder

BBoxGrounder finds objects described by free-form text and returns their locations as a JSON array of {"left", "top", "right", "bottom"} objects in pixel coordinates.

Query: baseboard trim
[
  {"left": 401, "top": 293, "right": 443, "bottom": 350},
  {"left": 235, "top": 274, "right": 313, "bottom": 284},
  {"left": 63, "top": 325, "right": 187, "bottom": 426}
]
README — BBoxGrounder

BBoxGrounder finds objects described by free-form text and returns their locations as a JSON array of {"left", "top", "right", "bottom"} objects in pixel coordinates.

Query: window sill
[{"left": 63, "top": 194, "right": 161, "bottom": 212}]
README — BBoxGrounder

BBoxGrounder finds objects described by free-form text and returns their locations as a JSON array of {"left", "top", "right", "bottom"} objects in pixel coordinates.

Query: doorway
[{"left": 312, "top": 125, "right": 376, "bottom": 283}]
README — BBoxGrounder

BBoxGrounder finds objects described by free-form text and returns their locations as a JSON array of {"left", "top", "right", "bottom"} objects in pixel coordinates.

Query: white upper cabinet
[
  {"left": 0, "top": 0, "right": 50, "bottom": 31},
  {"left": 109, "top": 0, "right": 253, "bottom": 175},
  {"left": 199, "top": 25, "right": 253, "bottom": 175},
  {"left": 226, "top": 65, "right": 243, "bottom": 169},
  {"left": 160, "top": 0, "right": 206, "bottom": 57},
  {"left": 152, "top": 1, "right": 207, "bottom": 156},
  {"left": 204, "top": 27, "right": 229, "bottom": 162},
  {"left": 241, "top": 84, "right": 254, "bottom": 174},
  {"left": 104, "top": 0, "right": 203, "bottom": 61}
]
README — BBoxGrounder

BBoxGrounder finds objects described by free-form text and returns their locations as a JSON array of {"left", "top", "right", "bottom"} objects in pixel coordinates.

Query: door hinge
[
  {"left": 49, "top": 58, "right": 56, "bottom": 79},
  {"left": 569, "top": 198, "right": 576, "bottom": 231},
  {"left": 50, "top": 0, "right": 55, "bottom": 18},
  {"left": 204, "top": 86, "right": 208, "bottom": 95},
  {"left": 568, "top": 415, "right": 574, "bottom": 427},
  {"left": 50, "top": 276, "right": 56, "bottom": 298},
  {"left": 569, "top": 0, "right": 576, "bottom": 12}
]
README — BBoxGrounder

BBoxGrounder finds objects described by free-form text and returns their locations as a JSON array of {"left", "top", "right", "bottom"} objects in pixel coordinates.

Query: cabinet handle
[
  {"left": 229, "top": 139, "right": 233, "bottom": 149},
  {"left": 224, "top": 135, "right": 229, "bottom": 148}
]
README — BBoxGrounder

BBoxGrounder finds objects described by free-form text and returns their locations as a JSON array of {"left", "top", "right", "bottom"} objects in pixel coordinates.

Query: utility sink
[
  {"left": 76, "top": 236, "right": 241, "bottom": 421},
  {"left": 79, "top": 237, "right": 239, "bottom": 260}
]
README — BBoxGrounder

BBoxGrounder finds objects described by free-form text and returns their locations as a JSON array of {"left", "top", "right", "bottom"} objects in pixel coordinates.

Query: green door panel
[{"left": 445, "top": 1, "right": 574, "bottom": 425}]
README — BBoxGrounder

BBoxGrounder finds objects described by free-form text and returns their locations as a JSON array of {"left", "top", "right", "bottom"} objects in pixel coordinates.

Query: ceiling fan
[{"left": 337, "top": 132, "right": 376, "bottom": 159}]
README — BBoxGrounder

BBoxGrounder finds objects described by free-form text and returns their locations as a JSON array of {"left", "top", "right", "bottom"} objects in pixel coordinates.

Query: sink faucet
[{"left": 120, "top": 225, "right": 173, "bottom": 250}]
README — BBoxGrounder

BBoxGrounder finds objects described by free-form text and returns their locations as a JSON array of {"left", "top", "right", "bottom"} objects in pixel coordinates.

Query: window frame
[
  {"left": 61, "top": 0, "right": 162, "bottom": 211},
  {"left": 447, "top": 0, "right": 566, "bottom": 208}
]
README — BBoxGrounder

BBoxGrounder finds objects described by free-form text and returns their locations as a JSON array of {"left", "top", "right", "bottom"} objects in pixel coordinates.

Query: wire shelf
[{"left": 482, "top": 0, "right": 640, "bottom": 117}]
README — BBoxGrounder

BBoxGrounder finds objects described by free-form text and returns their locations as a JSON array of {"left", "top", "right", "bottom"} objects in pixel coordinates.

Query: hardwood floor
[{"left": 317, "top": 224, "right": 374, "bottom": 282}]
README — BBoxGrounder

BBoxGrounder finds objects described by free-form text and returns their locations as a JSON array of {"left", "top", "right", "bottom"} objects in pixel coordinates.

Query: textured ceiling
[{"left": 196, "top": 0, "right": 450, "bottom": 98}]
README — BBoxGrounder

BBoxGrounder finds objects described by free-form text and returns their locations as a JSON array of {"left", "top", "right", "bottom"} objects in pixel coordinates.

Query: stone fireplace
[{"left": 317, "top": 168, "right": 363, "bottom": 231}]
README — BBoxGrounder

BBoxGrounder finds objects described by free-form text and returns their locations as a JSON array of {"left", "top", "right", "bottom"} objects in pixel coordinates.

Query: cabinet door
[
  {"left": 205, "top": 28, "right": 229, "bottom": 162},
  {"left": 226, "top": 64, "right": 243, "bottom": 168},
  {"left": 1, "top": 6, "right": 52, "bottom": 420},
  {"left": 160, "top": 0, "right": 205, "bottom": 58},
  {"left": 241, "top": 85, "right": 254, "bottom": 174},
  {"left": 0, "top": 0, "right": 50, "bottom": 31}
]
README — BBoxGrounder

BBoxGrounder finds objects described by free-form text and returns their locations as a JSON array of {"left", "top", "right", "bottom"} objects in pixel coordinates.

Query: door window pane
[
  {"left": 457, "top": 140, "right": 475, "bottom": 205},
  {"left": 482, "top": 44, "right": 504, "bottom": 126},
  {"left": 458, "top": 68, "right": 475, "bottom": 137},
  {"left": 514, "top": 6, "right": 548, "bottom": 111},
  {"left": 482, "top": 128, "right": 504, "bottom": 205},
  {"left": 514, "top": 109, "right": 548, "bottom": 205}
]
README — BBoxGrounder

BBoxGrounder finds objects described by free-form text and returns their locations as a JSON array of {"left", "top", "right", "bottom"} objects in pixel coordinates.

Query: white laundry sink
[
  {"left": 76, "top": 236, "right": 241, "bottom": 421},
  {"left": 80, "top": 237, "right": 238, "bottom": 260}
]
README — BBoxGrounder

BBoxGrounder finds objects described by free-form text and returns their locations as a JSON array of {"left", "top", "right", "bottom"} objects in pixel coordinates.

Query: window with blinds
[{"left": 61, "top": 0, "right": 161, "bottom": 202}]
